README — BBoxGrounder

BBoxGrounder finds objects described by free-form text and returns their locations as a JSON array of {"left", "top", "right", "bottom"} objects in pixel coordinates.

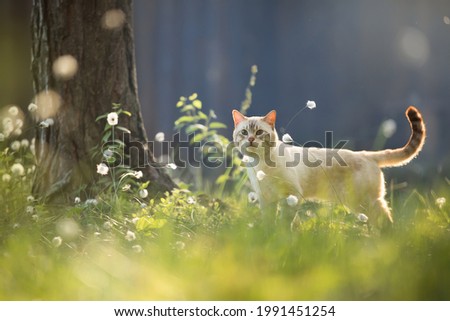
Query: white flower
[
  {"left": 11, "top": 163, "right": 25, "bottom": 176},
  {"left": 166, "top": 163, "right": 177, "bottom": 170},
  {"left": 26, "top": 206, "right": 34, "bottom": 214},
  {"left": 381, "top": 119, "right": 397, "bottom": 138},
  {"left": 27, "top": 195, "right": 35, "bottom": 202},
  {"left": 357, "top": 213, "right": 369, "bottom": 223},
  {"left": 0, "top": 133, "right": 4, "bottom": 142},
  {"left": 247, "top": 192, "right": 258, "bottom": 203},
  {"left": 132, "top": 244, "right": 142, "bottom": 253},
  {"left": 39, "top": 118, "right": 54, "bottom": 128},
  {"left": 96, "top": 163, "right": 109, "bottom": 175},
  {"left": 306, "top": 100, "right": 316, "bottom": 109},
  {"left": 28, "top": 103, "right": 38, "bottom": 112},
  {"left": 139, "top": 189, "right": 148, "bottom": 198},
  {"left": 154, "top": 132, "right": 165, "bottom": 142},
  {"left": 256, "top": 170, "right": 266, "bottom": 181},
  {"left": 134, "top": 171, "right": 143, "bottom": 179},
  {"left": 74, "top": 197, "right": 81, "bottom": 204},
  {"left": 282, "top": 133, "right": 294, "bottom": 144},
  {"left": 8, "top": 106, "right": 19, "bottom": 116},
  {"left": 21, "top": 139, "right": 29, "bottom": 148},
  {"left": 131, "top": 217, "right": 139, "bottom": 225},
  {"left": 107, "top": 112, "right": 118, "bottom": 126},
  {"left": 31, "top": 214, "right": 39, "bottom": 221},
  {"left": 125, "top": 230, "right": 136, "bottom": 241},
  {"left": 187, "top": 196, "right": 196, "bottom": 204},
  {"left": 286, "top": 195, "right": 299, "bottom": 207},
  {"left": 242, "top": 155, "right": 255, "bottom": 163},
  {"left": 10, "top": 140, "right": 21, "bottom": 151},
  {"left": 121, "top": 184, "right": 131, "bottom": 191},
  {"left": 52, "top": 236, "right": 63, "bottom": 247},
  {"left": 435, "top": 197, "right": 446, "bottom": 209},
  {"left": 103, "top": 149, "right": 114, "bottom": 158},
  {"left": 85, "top": 199, "right": 98, "bottom": 206},
  {"left": 2, "top": 173, "right": 11, "bottom": 182}
]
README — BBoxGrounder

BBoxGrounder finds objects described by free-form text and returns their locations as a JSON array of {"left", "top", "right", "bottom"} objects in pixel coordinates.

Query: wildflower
[
  {"left": 52, "top": 236, "right": 63, "bottom": 248},
  {"left": 8, "top": 106, "right": 19, "bottom": 116},
  {"left": 435, "top": 197, "right": 446, "bottom": 209},
  {"left": 256, "top": 170, "right": 266, "bottom": 181},
  {"left": 381, "top": 119, "right": 397, "bottom": 138},
  {"left": 26, "top": 206, "right": 34, "bottom": 214},
  {"left": 31, "top": 214, "right": 39, "bottom": 221},
  {"left": 154, "top": 132, "right": 165, "bottom": 142},
  {"left": 27, "top": 195, "right": 35, "bottom": 202},
  {"left": 134, "top": 171, "right": 143, "bottom": 179},
  {"left": 11, "top": 163, "right": 25, "bottom": 176},
  {"left": 15, "top": 119, "right": 23, "bottom": 128},
  {"left": 28, "top": 103, "right": 38, "bottom": 112},
  {"left": 166, "top": 163, "right": 177, "bottom": 170},
  {"left": 132, "top": 244, "right": 142, "bottom": 253},
  {"left": 139, "top": 189, "right": 148, "bottom": 198},
  {"left": 131, "top": 217, "right": 139, "bottom": 225},
  {"left": 248, "top": 192, "right": 258, "bottom": 203},
  {"left": 357, "top": 213, "right": 369, "bottom": 223},
  {"left": 107, "top": 112, "right": 118, "bottom": 126},
  {"left": 21, "top": 139, "right": 29, "bottom": 148},
  {"left": 187, "top": 196, "right": 196, "bottom": 204},
  {"left": 175, "top": 241, "right": 185, "bottom": 251},
  {"left": 74, "top": 197, "right": 81, "bottom": 204},
  {"left": 10, "top": 140, "right": 21, "bottom": 151},
  {"left": 125, "top": 230, "right": 136, "bottom": 241},
  {"left": 39, "top": 118, "right": 54, "bottom": 128},
  {"left": 121, "top": 184, "right": 131, "bottom": 192},
  {"left": 306, "top": 100, "right": 316, "bottom": 109},
  {"left": 282, "top": 133, "right": 294, "bottom": 144},
  {"left": 0, "top": 133, "right": 4, "bottom": 142},
  {"left": 13, "top": 128, "right": 22, "bottom": 136},
  {"left": 286, "top": 195, "right": 299, "bottom": 207},
  {"left": 2, "top": 173, "right": 11, "bottom": 182},
  {"left": 96, "top": 163, "right": 109, "bottom": 175},
  {"left": 103, "top": 149, "right": 114, "bottom": 158}
]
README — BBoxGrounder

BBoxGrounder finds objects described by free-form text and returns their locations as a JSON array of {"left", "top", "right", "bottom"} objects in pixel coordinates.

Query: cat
[{"left": 232, "top": 106, "right": 426, "bottom": 226}]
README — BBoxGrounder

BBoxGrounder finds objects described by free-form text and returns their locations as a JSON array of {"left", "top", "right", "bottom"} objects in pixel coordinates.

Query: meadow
[{"left": 0, "top": 101, "right": 449, "bottom": 301}]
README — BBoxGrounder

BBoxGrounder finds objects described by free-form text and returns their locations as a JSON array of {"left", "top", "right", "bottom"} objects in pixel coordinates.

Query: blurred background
[{"left": 1, "top": 0, "right": 449, "bottom": 185}]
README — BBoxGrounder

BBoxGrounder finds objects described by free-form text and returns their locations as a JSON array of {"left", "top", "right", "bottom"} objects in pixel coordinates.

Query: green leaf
[
  {"left": 198, "top": 111, "right": 208, "bottom": 120},
  {"left": 190, "top": 131, "right": 208, "bottom": 144},
  {"left": 95, "top": 114, "right": 108, "bottom": 122},
  {"left": 189, "top": 93, "right": 198, "bottom": 101},
  {"left": 136, "top": 217, "right": 167, "bottom": 231},
  {"left": 121, "top": 110, "right": 132, "bottom": 117},
  {"left": 176, "top": 101, "right": 184, "bottom": 108},
  {"left": 116, "top": 126, "right": 131, "bottom": 134},
  {"left": 216, "top": 173, "right": 229, "bottom": 185},
  {"left": 192, "top": 99, "right": 202, "bottom": 109},
  {"left": 209, "top": 122, "right": 227, "bottom": 129},
  {"left": 140, "top": 181, "right": 150, "bottom": 190},
  {"left": 186, "top": 124, "right": 207, "bottom": 135},
  {"left": 181, "top": 105, "right": 195, "bottom": 112},
  {"left": 174, "top": 116, "right": 195, "bottom": 126}
]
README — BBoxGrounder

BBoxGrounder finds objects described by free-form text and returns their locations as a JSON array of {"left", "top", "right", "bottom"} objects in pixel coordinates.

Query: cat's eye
[
  {"left": 256, "top": 129, "right": 264, "bottom": 136},
  {"left": 241, "top": 129, "right": 248, "bottom": 136}
]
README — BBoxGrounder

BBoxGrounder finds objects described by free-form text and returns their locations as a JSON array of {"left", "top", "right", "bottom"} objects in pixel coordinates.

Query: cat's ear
[
  {"left": 263, "top": 110, "right": 277, "bottom": 128},
  {"left": 232, "top": 110, "right": 247, "bottom": 126}
]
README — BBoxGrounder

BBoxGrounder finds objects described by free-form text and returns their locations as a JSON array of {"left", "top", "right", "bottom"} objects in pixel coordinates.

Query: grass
[{"left": 0, "top": 161, "right": 449, "bottom": 300}]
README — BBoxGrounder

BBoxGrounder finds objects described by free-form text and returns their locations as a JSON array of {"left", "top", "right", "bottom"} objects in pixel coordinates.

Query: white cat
[{"left": 232, "top": 107, "right": 426, "bottom": 226}]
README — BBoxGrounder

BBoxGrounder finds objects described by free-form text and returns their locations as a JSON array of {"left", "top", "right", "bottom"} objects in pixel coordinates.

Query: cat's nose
[{"left": 248, "top": 136, "right": 255, "bottom": 143}]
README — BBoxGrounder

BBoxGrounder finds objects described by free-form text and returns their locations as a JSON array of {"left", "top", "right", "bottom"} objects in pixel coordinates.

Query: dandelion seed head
[
  {"left": 154, "top": 132, "right": 165, "bottom": 142},
  {"left": 175, "top": 241, "right": 185, "bottom": 251},
  {"left": 31, "top": 214, "right": 39, "bottom": 221},
  {"left": 139, "top": 189, "right": 148, "bottom": 198},
  {"left": 357, "top": 213, "right": 369, "bottom": 223},
  {"left": 13, "top": 128, "right": 22, "bottom": 136},
  {"left": 282, "top": 133, "right": 294, "bottom": 144},
  {"left": 52, "top": 236, "right": 63, "bottom": 247},
  {"left": 306, "top": 100, "right": 316, "bottom": 109},
  {"left": 8, "top": 106, "right": 19, "bottom": 116},
  {"left": 125, "top": 230, "right": 136, "bottom": 242},
  {"left": 132, "top": 244, "right": 142, "bottom": 253},
  {"left": 286, "top": 195, "right": 299, "bottom": 207},
  {"left": 107, "top": 112, "right": 118, "bottom": 126},
  {"left": 85, "top": 199, "right": 98, "bottom": 206},
  {"left": 436, "top": 197, "right": 446, "bottom": 209},
  {"left": 103, "top": 221, "right": 112, "bottom": 230},
  {"left": 131, "top": 217, "right": 139, "bottom": 225},
  {"left": 21, "top": 139, "right": 29, "bottom": 148},
  {"left": 27, "top": 195, "right": 35, "bottom": 203},
  {"left": 56, "top": 218, "right": 80, "bottom": 240},
  {"left": 10, "top": 140, "right": 21, "bottom": 151},
  {"left": 26, "top": 206, "right": 34, "bottom": 214},
  {"left": 74, "top": 197, "right": 81, "bottom": 204},
  {"left": 248, "top": 192, "right": 258, "bottom": 203},
  {"left": 256, "top": 170, "right": 266, "bottom": 181},
  {"left": 11, "top": 163, "right": 25, "bottom": 176},
  {"left": 2, "top": 173, "right": 11, "bottom": 182}
]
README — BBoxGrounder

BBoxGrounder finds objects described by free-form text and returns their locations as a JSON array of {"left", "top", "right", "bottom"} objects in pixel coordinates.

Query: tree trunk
[{"left": 31, "top": 0, "right": 176, "bottom": 202}]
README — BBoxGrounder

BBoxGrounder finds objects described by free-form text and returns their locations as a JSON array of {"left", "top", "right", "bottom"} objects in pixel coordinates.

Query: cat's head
[{"left": 232, "top": 109, "right": 279, "bottom": 155}]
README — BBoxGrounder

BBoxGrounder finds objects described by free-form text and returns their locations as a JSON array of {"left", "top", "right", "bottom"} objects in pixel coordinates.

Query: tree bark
[{"left": 31, "top": 0, "right": 176, "bottom": 202}]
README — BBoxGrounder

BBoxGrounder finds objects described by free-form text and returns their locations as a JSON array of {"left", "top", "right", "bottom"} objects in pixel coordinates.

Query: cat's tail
[{"left": 365, "top": 106, "right": 426, "bottom": 168}]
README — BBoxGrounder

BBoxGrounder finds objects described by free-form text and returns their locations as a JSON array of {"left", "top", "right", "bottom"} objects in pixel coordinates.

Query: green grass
[{"left": 0, "top": 164, "right": 449, "bottom": 300}]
